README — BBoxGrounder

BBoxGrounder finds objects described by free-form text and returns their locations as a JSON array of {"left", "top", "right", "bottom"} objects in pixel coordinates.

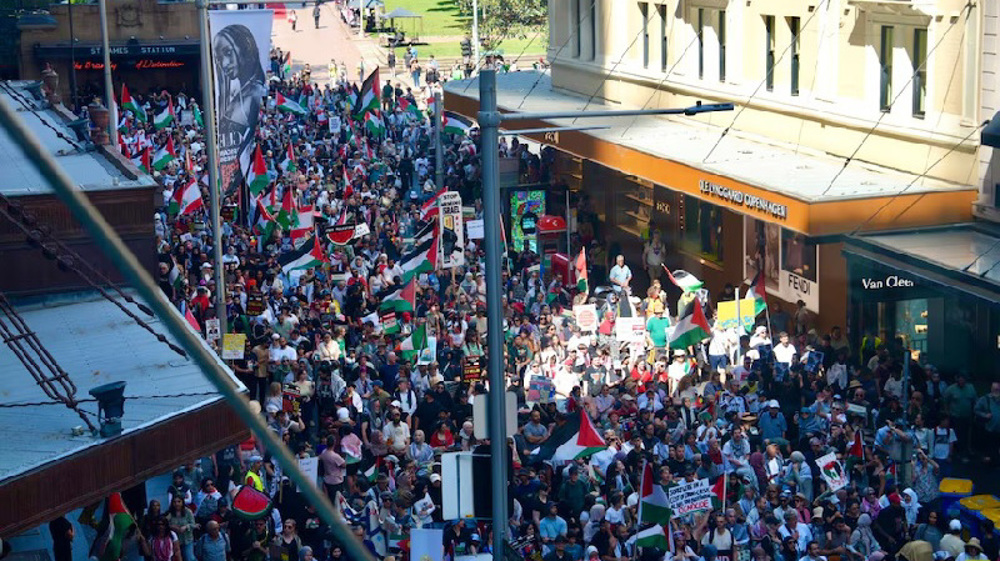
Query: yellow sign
[
  {"left": 221, "top": 333, "right": 247, "bottom": 360},
  {"left": 715, "top": 298, "right": 758, "bottom": 331}
]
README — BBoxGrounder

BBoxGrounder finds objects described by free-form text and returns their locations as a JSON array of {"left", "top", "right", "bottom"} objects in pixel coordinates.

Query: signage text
[{"left": 699, "top": 179, "right": 789, "bottom": 219}]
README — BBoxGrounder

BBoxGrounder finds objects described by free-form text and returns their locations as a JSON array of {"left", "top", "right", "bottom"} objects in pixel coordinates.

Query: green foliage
[{"left": 454, "top": 0, "right": 547, "bottom": 50}]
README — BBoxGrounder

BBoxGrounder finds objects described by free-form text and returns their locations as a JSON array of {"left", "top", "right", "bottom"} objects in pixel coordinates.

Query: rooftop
[
  {"left": 0, "top": 80, "right": 151, "bottom": 196},
  {"left": 0, "top": 290, "right": 242, "bottom": 483},
  {"left": 444, "top": 72, "right": 974, "bottom": 204}
]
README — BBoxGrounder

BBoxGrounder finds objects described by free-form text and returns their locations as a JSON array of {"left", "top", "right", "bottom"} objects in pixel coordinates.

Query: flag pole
[{"left": 734, "top": 285, "right": 742, "bottom": 366}]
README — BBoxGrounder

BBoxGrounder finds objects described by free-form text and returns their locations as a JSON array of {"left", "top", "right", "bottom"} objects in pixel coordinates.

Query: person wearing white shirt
[
  {"left": 608, "top": 254, "right": 633, "bottom": 293},
  {"left": 637, "top": 389, "right": 664, "bottom": 413},
  {"left": 773, "top": 333, "right": 797, "bottom": 365}
]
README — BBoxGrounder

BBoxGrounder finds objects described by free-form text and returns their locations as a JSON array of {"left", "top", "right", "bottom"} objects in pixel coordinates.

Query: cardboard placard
[
  {"left": 221, "top": 333, "right": 247, "bottom": 360},
  {"left": 573, "top": 304, "right": 598, "bottom": 333}
]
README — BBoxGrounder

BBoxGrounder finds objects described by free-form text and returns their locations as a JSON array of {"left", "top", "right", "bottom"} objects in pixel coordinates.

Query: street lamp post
[{"left": 477, "top": 68, "right": 733, "bottom": 558}]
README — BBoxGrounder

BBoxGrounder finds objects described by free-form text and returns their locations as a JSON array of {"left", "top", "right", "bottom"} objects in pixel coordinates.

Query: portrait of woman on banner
[{"left": 213, "top": 23, "right": 267, "bottom": 193}]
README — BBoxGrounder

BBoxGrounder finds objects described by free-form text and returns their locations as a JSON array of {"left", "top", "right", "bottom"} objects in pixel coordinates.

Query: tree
[{"left": 455, "top": 0, "right": 548, "bottom": 53}]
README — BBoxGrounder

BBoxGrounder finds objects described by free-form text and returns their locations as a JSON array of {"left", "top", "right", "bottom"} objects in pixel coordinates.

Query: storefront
[
  {"left": 843, "top": 224, "right": 1000, "bottom": 379},
  {"left": 444, "top": 72, "right": 977, "bottom": 334},
  {"left": 31, "top": 41, "right": 202, "bottom": 100}
]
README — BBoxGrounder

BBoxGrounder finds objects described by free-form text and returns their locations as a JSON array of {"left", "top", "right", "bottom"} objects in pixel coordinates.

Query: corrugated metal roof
[
  {"left": 445, "top": 72, "right": 974, "bottom": 203},
  {"left": 0, "top": 80, "right": 153, "bottom": 196},
  {"left": 0, "top": 291, "right": 244, "bottom": 483},
  {"left": 863, "top": 227, "right": 1000, "bottom": 283}
]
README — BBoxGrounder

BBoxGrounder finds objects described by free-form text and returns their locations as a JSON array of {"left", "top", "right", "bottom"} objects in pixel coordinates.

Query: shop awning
[
  {"left": 843, "top": 223, "right": 1000, "bottom": 305},
  {"left": 443, "top": 72, "right": 976, "bottom": 236}
]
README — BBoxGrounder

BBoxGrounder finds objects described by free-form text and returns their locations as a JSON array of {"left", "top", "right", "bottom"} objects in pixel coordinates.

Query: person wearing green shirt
[{"left": 646, "top": 308, "right": 671, "bottom": 356}]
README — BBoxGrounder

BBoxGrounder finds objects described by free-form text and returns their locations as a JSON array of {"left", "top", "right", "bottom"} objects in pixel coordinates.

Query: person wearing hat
[
  {"left": 956, "top": 539, "right": 988, "bottom": 561},
  {"left": 759, "top": 400, "right": 787, "bottom": 443},
  {"left": 243, "top": 455, "right": 265, "bottom": 492},
  {"left": 543, "top": 534, "right": 573, "bottom": 561},
  {"left": 668, "top": 348, "right": 692, "bottom": 396}
]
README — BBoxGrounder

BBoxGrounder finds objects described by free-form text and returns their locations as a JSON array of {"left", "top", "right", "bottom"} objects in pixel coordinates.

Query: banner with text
[
  {"left": 209, "top": 10, "right": 272, "bottom": 197},
  {"left": 438, "top": 191, "right": 466, "bottom": 268},
  {"left": 667, "top": 478, "right": 713, "bottom": 515}
]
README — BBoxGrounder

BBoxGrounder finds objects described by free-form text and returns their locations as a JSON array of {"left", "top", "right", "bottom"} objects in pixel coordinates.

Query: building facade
[{"left": 19, "top": 0, "right": 202, "bottom": 108}]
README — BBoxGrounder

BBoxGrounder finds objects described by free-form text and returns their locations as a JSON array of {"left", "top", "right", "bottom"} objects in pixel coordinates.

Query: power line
[
  {"left": 701, "top": 0, "right": 828, "bottom": 164},
  {"left": 818, "top": 2, "right": 971, "bottom": 198},
  {"left": 0, "top": 392, "right": 222, "bottom": 409},
  {"left": 849, "top": 120, "right": 986, "bottom": 236}
]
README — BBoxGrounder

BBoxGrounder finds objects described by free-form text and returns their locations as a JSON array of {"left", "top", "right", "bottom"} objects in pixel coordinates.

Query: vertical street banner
[
  {"left": 437, "top": 191, "right": 465, "bottom": 268},
  {"left": 208, "top": 10, "right": 272, "bottom": 197}
]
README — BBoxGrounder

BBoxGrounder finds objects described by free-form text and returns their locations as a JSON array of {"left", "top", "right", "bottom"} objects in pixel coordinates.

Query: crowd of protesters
[{"left": 94, "top": 33, "right": 1000, "bottom": 561}]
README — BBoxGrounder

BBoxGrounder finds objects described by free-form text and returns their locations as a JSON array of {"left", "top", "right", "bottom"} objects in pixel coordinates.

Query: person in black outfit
[{"left": 49, "top": 517, "right": 74, "bottom": 561}]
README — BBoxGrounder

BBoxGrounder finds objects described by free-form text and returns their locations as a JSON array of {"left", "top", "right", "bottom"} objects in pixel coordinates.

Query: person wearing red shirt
[{"left": 429, "top": 423, "right": 455, "bottom": 451}]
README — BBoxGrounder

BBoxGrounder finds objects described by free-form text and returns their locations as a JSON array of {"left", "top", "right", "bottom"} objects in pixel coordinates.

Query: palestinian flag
[
  {"left": 185, "top": 306, "right": 201, "bottom": 332},
  {"left": 575, "top": 247, "right": 588, "bottom": 294},
  {"left": 533, "top": 409, "right": 606, "bottom": 464},
  {"left": 420, "top": 187, "right": 447, "bottom": 221},
  {"left": 169, "top": 179, "right": 204, "bottom": 216},
  {"left": 290, "top": 206, "right": 315, "bottom": 244},
  {"left": 364, "top": 111, "right": 386, "bottom": 137},
  {"left": 280, "top": 143, "right": 297, "bottom": 174},
  {"left": 745, "top": 268, "right": 767, "bottom": 315},
  {"left": 849, "top": 430, "right": 864, "bottom": 459},
  {"left": 152, "top": 137, "right": 177, "bottom": 170},
  {"left": 398, "top": 235, "right": 438, "bottom": 283},
  {"left": 153, "top": 97, "right": 175, "bottom": 130},
  {"left": 95, "top": 493, "right": 136, "bottom": 561},
  {"left": 638, "top": 461, "right": 672, "bottom": 525},
  {"left": 120, "top": 84, "right": 146, "bottom": 123},
  {"left": 247, "top": 145, "right": 270, "bottom": 196},
  {"left": 131, "top": 146, "right": 151, "bottom": 174},
  {"left": 193, "top": 103, "right": 204, "bottom": 128},
  {"left": 231, "top": 486, "right": 272, "bottom": 520},
  {"left": 379, "top": 277, "right": 417, "bottom": 313},
  {"left": 353, "top": 68, "right": 381, "bottom": 119},
  {"left": 397, "top": 324, "right": 426, "bottom": 361},
  {"left": 634, "top": 524, "right": 671, "bottom": 551},
  {"left": 275, "top": 187, "right": 298, "bottom": 230},
  {"left": 253, "top": 197, "right": 276, "bottom": 237},
  {"left": 276, "top": 91, "right": 307, "bottom": 116},
  {"left": 398, "top": 96, "right": 423, "bottom": 120},
  {"left": 363, "top": 462, "right": 379, "bottom": 483},
  {"left": 668, "top": 298, "right": 711, "bottom": 350},
  {"left": 412, "top": 220, "right": 436, "bottom": 248},
  {"left": 282, "top": 51, "right": 292, "bottom": 77},
  {"left": 711, "top": 474, "right": 727, "bottom": 508},
  {"left": 665, "top": 268, "right": 704, "bottom": 293},
  {"left": 425, "top": 95, "right": 436, "bottom": 119},
  {"left": 382, "top": 311, "right": 399, "bottom": 335},
  {"left": 278, "top": 234, "right": 326, "bottom": 274},
  {"left": 442, "top": 111, "right": 472, "bottom": 136}
]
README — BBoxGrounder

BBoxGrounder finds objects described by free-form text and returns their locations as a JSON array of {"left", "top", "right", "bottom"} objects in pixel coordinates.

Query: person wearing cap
[
  {"left": 243, "top": 455, "right": 264, "bottom": 492},
  {"left": 543, "top": 534, "right": 572, "bottom": 561},
  {"left": 940, "top": 520, "right": 966, "bottom": 558},
  {"left": 759, "top": 400, "right": 788, "bottom": 444}
]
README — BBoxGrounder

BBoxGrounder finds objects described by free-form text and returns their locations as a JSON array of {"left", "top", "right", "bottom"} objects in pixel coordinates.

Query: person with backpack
[{"left": 194, "top": 521, "right": 230, "bottom": 561}]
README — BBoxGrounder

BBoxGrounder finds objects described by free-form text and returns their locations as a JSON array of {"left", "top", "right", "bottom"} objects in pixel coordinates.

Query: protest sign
[
  {"left": 296, "top": 456, "right": 319, "bottom": 492},
  {"left": 615, "top": 316, "right": 646, "bottom": 344},
  {"left": 715, "top": 298, "right": 758, "bottom": 331},
  {"left": 221, "top": 333, "right": 246, "bottom": 360},
  {"left": 438, "top": 191, "right": 465, "bottom": 268},
  {"left": 246, "top": 293, "right": 264, "bottom": 316},
  {"left": 667, "top": 478, "right": 713, "bottom": 515},
  {"left": 817, "top": 452, "right": 849, "bottom": 491},
  {"left": 205, "top": 318, "right": 221, "bottom": 342},
  {"left": 527, "top": 375, "right": 555, "bottom": 403},
  {"left": 467, "top": 219, "right": 485, "bottom": 240},
  {"left": 462, "top": 359, "right": 484, "bottom": 382},
  {"left": 574, "top": 304, "right": 598, "bottom": 333}
]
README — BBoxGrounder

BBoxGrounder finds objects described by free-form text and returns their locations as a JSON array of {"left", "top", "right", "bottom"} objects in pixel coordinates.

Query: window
[
  {"left": 679, "top": 195, "right": 724, "bottom": 264},
  {"left": 590, "top": 0, "right": 597, "bottom": 61},
  {"left": 912, "top": 28, "right": 927, "bottom": 118},
  {"left": 789, "top": 16, "right": 800, "bottom": 95},
  {"left": 697, "top": 8, "right": 705, "bottom": 79},
  {"left": 640, "top": 2, "right": 649, "bottom": 69},
  {"left": 764, "top": 15, "right": 775, "bottom": 91},
  {"left": 659, "top": 4, "right": 668, "bottom": 71},
  {"left": 573, "top": 0, "right": 581, "bottom": 58},
  {"left": 719, "top": 10, "right": 726, "bottom": 82},
  {"left": 880, "top": 25, "right": 894, "bottom": 112}
]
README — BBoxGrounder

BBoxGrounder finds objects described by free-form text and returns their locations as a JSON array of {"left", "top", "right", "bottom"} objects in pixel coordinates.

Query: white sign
[
  {"left": 667, "top": 478, "right": 713, "bottom": 515},
  {"left": 817, "top": 452, "right": 849, "bottom": 492},
  {"left": 438, "top": 191, "right": 465, "bottom": 269},
  {"left": 614, "top": 316, "right": 646, "bottom": 344},
  {"left": 573, "top": 304, "right": 598, "bottom": 333},
  {"left": 205, "top": 318, "right": 221, "bottom": 342},
  {"left": 296, "top": 456, "right": 319, "bottom": 492},
  {"left": 353, "top": 222, "right": 371, "bottom": 239},
  {"left": 467, "top": 219, "right": 485, "bottom": 240},
  {"left": 778, "top": 269, "right": 819, "bottom": 311},
  {"left": 441, "top": 452, "right": 476, "bottom": 520}
]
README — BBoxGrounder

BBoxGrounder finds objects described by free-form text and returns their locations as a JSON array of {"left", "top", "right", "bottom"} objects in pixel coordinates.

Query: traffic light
[{"left": 461, "top": 37, "right": 472, "bottom": 58}]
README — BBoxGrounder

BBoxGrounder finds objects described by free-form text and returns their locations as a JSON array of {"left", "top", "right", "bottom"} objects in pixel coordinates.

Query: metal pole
[
  {"left": 472, "top": 0, "right": 480, "bottom": 74},
  {"left": 97, "top": 0, "right": 116, "bottom": 146},
  {"left": 0, "top": 96, "right": 375, "bottom": 561},
  {"left": 565, "top": 188, "right": 570, "bottom": 258},
  {"left": 434, "top": 91, "right": 443, "bottom": 189},
  {"left": 734, "top": 286, "right": 742, "bottom": 365},
  {"left": 197, "top": 0, "right": 228, "bottom": 334},
  {"left": 67, "top": 0, "right": 78, "bottom": 112},
  {"left": 478, "top": 69, "right": 508, "bottom": 561}
]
